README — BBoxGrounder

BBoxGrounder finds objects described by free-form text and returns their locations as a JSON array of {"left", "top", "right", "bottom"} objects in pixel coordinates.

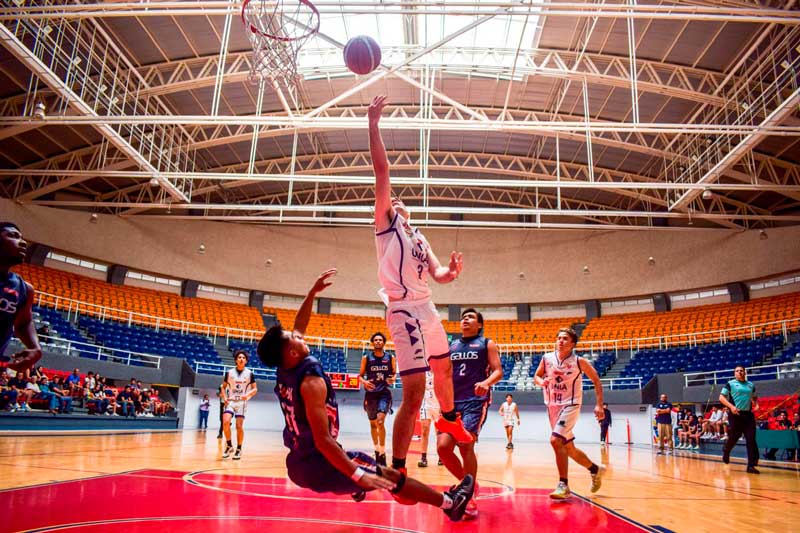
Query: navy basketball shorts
[
  {"left": 286, "top": 450, "right": 379, "bottom": 495},
  {"left": 454, "top": 398, "right": 490, "bottom": 437},
  {"left": 364, "top": 390, "right": 392, "bottom": 420}
]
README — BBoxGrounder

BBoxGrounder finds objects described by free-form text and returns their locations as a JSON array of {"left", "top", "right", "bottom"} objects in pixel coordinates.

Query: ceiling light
[
  {"left": 99, "top": 84, "right": 107, "bottom": 93},
  {"left": 109, "top": 96, "right": 119, "bottom": 105},
  {"left": 149, "top": 177, "right": 159, "bottom": 187},
  {"left": 582, "top": 265, "right": 590, "bottom": 275},
  {"left": 41, "top": 25, "right": 52, "bottom": 35},
  {"left": 648, "top": 256, "right": 655, "bottom": 265},
  {"left": 759, "top": 229, "right": 768, "bottom": 240},
  {"left": 781, "top": 60, "right": 791, "bottom": 70},
  {"left": 33, "top": 102, "right": 46, "bottom": 120},
  {"left": 741, "top": 102, "right": 749, "bottom": 111},
  {"left": 197, "top": 244, "right": 206, "bottom": 254},
  {"left": 11, "top": 0, "right": 24, "bottom": 7},
  {"left": 702, "top": 189, "right": 713, "bottom": 200},
  {"left": 265, "top": 259, "right": 273, "bottom": 268},
  {"left": 71, "top": 56, "right": 82, "bottom": 66},
  {"left": 89, "top": 213, "right": 98, "bottom": 224},
  {"left": 518, "top": 272, "right": 526, "bottom": 280}
]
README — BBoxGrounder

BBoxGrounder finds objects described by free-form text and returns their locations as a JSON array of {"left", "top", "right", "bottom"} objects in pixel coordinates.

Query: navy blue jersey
[
  {"left": 449, "top": 334, "right": 490, "bottom": 402},
  {"left": 275, "top": 356, "right": 340, "bottom": 457},
  {"left": 363, "top": 352, "right": 393, "bottom": 394},
  {"left": 0, "top": 271, "right": 28, "bottom": 356}
]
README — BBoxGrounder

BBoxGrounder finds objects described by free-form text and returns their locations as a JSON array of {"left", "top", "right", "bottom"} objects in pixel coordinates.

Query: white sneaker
[
  {"left": 590, "top": 465, "right": 605, "bottom": 493},
  {"left": 693, "top": 445, "right": 700, "bottom": 451},
  {"left": 549, "top": 481, "right": 571, "bottom": 500}
]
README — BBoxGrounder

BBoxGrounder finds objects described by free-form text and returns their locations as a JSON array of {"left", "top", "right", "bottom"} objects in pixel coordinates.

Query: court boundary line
[
  {"left": 0, "top": 468, "right": 146, "bottom": 494},
  {"left": 573, "top": 492, "right": 661, "bottom": 533}
]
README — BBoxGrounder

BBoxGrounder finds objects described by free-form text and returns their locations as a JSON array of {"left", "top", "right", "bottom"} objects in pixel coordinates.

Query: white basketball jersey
[
  {"left": 226, "top": 367, "right": 255, "bottom": 401},
  {"left": 500, "top": 402, "right": 517, "bottom": 423},
  {"left": 422, "top": 370, "right": 439, "bottom": 409},
  {"left": 375, "top": 212, "right": 433, "bottom": 303},
  {"left": 542, "top": 351, "right": 583, "bottom": 407}
]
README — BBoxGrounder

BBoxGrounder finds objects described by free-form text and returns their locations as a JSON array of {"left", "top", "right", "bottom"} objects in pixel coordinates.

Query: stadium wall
[{"left": 6, "top": 200, "right": 800, "bottom": 306}]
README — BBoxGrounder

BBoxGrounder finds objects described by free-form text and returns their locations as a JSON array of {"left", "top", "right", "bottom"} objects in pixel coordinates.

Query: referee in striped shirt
[{"left": 719, "top": 365, "right": 760, "bottom": 474}]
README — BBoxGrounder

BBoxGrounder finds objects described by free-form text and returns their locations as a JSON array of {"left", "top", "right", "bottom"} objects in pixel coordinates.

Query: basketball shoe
[
  {"left": 549, "top": 481, "right": 571, "bottom": 500},
  {"left": 463, "top": 481, "right": 479, "bottom": 520},
  {"left": 591, "top": 465, "right": 605, "bottom": 493},
  {"left": 435, "top": 415, "right": 474, "bottom": 443},
  {"left": 442, "top": 474, "right": 475, "bottom": 522},
  {"left": 222, "top": 445, "right": 233, "bottom": 459},
  {"left": 233, "top": 448, "right": 242, "bottom": 460}
]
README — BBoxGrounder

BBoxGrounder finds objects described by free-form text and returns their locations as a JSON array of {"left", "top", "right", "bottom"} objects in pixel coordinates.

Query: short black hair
[
  {"left": 257, "top": 325, "right": 286, "bottom": 368},
  {"left": 232, "top": 349, "right": 250, "bottom": 362},
  {"left": 370, "top": 331, "right": 386, "bottom": 343},
  {"left": 461, "top": 307, "right": 483, "bottom": 324},
  {"left": 0, "top": 222, "right": 20, "bottom": 233},
  {"left": 505, "top": 394, "right": 513, "bottom": 399}
]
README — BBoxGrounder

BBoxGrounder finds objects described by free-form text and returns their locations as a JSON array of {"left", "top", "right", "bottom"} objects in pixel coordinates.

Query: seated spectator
[
  {"left": 49, "top": 376, "right": 74, "bottom": 414},
  {"left": 84, "top": 371, "right": 96, "bottom": 392},
  {"left": 36, "top": 323, "right": 50, "bottom": 337},
  {"left": 30, "top": 375, "right": 59, "bottom": 415},
  {"left": 116, "top": 385, "right": 135, "bottom": 417},
  {"left": 719, "top": 407, "right": 730, "bottom": 440},
  {"left": 8, "top": 370, "right": 32, "bottom": 411},
  {"left": 703, "top": 406, "right": 723, "bottom": 438},
  {"left": 129, "top": 378, "right": 139, "bottom": 390},
  {"left": 139, "top": 389, "right": 154, "bottom": 417},
  {"left": 84, "top": 385, "right": 108, "bottom": 415},
  {"left": 103, "top": 384, "right": 118, "bottom": 416},
  {"left": 687, "top": 415, "right": 701, "bottom": 450},
  {"left": 65, "top": 368, "right": 82, "bottom": 395},
  {"left": 30, "top": 365, "right": 45, "bottom": 380},
  {"left": 764, "top": 411, "right": 792, "bottom": 461},
  {"left": 0, "top": 369, "right": 20, "bottom": 412}
]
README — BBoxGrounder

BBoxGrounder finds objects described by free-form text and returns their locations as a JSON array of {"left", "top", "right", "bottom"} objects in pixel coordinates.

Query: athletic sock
[
  {"left": 588, "top": 464, "right": 599, "bottom": 475},
  {"left": 440, "top": 493, "right": 454, "bottom": 510},
  {"left": 226, "top": 440, "right": 232, "bottom": 448},
  {"left": 442, "top": 409, "right": 457, "bottom": 422},
  {"left": 237, "top": 445, "right": 242, "bottom": 450},
  {"left": 420, "top": 453, "right": 427, "bottom": 461},
  {"left": 559, "top": 477, "right": 569, "bottom": 485},
  {"left": 392, "top": 457, "right": 406, "bottom": 470}
]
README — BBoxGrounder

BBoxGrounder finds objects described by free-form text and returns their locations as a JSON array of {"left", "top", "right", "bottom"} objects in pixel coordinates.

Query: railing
[
  {"left": 35, "top": 291, "right": 800, "bottom": 358},
  {"left": 23, "top": 334, "right": 162, "bottom": 369},
  {"left": 193, "top": 362, "right": 360, "bottom": 390},
  {"left": 684, "top": 361, "right": 800, "bottom": 387}
]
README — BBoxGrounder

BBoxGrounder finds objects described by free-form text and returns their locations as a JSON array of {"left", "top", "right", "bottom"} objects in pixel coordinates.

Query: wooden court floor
[{"left": 0, "top": 430, "right": 798, "bottom": 533}]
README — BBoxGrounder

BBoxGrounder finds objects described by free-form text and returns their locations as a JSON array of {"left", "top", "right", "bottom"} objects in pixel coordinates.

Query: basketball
[{"left": 343, "top": 35, "right": 382, "bottom": 75}]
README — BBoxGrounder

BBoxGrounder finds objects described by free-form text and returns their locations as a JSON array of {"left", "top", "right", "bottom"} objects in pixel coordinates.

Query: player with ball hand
[{"left": 534, "top": 327, "right": 606, "bottom": 500}]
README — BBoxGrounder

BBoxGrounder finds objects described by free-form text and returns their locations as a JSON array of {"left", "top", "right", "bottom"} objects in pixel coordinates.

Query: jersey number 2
[{"left": 458, "top": 363, "right": 467, "bottom": 377}]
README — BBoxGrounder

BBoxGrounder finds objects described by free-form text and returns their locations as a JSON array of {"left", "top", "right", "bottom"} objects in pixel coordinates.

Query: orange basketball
[{"left": 343, "top": 35, "right": 382, "bottom": 75}]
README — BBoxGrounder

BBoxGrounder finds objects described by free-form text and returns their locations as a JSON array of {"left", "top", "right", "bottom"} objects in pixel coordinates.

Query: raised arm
[
  {"left": 9, "top": 282, "right": 42, "bottom": 372},
  {"left": 369, "top": 95, "right": 393, "bottom": 230},
  {"left": 293, "top": 269, "right": 337, "bottom": 336}
]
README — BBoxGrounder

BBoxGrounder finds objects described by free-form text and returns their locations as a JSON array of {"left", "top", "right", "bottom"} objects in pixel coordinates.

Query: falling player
[
  {"left": 360, "top": 332, "right": 396, "bottom": 466},
  {"left": 369, "top": 95, "right": 472, "bottom": 489},
  {"left": 499, "top": 394, "right": 521, "bottom": 449},
  {"left": 534, "top": 327, "right": 605, "bottom": 499},
  {"left": 256, "top": 269, "right": 474, "bottom": 521},
  {"left": 437, "top": 308, "right": 503, "bottom": 519},
  {"left": 220, "top": 349, "right": 257, "bottom": 460}
]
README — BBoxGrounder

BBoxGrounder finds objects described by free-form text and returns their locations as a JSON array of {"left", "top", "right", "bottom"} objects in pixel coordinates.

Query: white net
[{"left": 241, "top": 0, "right": 320, "bottom": 87}]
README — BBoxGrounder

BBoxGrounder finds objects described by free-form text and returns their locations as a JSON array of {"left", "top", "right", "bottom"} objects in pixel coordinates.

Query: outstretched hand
[
  {"left": 368, "top": 95, "right": 388, "bottom": 123},
  {"left": 357, "top": 471, "right": 396, "bottom": 491},
  {"left": 311, "top": 268, "right": 337, "bottom": 294},
  {"left": 6, "top": 348, "right": 41, "bottom": 372},
  {"left": 448, "top": 251, "right": 463, "bottom": 279}
]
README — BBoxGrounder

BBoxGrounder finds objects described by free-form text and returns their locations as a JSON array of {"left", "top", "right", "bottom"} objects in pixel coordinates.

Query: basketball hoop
[{"left": 241, "top": 0, "right": 320, "bottom": 87}]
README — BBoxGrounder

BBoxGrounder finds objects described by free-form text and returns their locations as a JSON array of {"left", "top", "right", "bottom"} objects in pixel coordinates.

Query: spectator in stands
[
  {"left": 29, "top": 375, "right": 58, "bottom": 414},
  {"left": 84, "top": 383, "right": 107, "bottom": 415},
  {"left": 764, "top": 411, "right": 792, "bottom": 461},
  {"left": 655, "top": 393, "right": 674, "bottom": 455},
  {"left": 9, "top": 370, "right": 32, "bottom": 411},
  {"left": 66, "top": 368, "right": 82, "bottom": 394},
  {"left": 720, "top": 365, "right": 760, "bottom": 474},
  {"left": 199, "top": 394, "right": 210, "bottom": 429},
  {"left": 36, "top": 323, "right": 50, "bottom": 337},
  {"left": 687, "top": 415, "right": 701, "bottom": 451},
  {"left": 702, "top": 406, "right": 722, "bottom": 438},
  {"left": 140, "top": 388, "right": 154, "bottom": 416},
  {"left": 0, "top": 222, "right": 42, "bottom": 373},
  {"left": 131, "top": 385, "right": 143, "bottom": 415},
  {"left": 103, "top": 383, "right": 118, "bottom": 416},
  {"left": 48, "top": 376, "right": 73, "bottom": 414},
  {"left": 129, "top": 378, "right": 139, "bottom": 390},
  {"left": 720, "top": 407, "right": 730, "bottom": 440},
  {"left": 0, "top": 369, "right": 19, "bottom": 411},
  {"left": 117, "top": 385, "right": 135, "bottom": 417},
  {"left": 84, "top": 371, "right": 96, "bottom": 392},
  {"left": 30, "top": 365, "right": 45, "bottom": 380}
]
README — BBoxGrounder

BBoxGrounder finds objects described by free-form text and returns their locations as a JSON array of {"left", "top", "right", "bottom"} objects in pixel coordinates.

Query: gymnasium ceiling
[{"left": 1, "top": 0, "right": 799, "bottom": 231}]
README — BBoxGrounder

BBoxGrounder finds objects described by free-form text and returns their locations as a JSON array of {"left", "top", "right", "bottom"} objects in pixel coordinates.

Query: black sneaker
[
  {"left": 722, "top": 450, "right": 730, "bottom": 464},
  {"left": 217, "top": 433, "right": 223, "bottom": 439},
  {"left": 418, "top": 457, "right": 428, "bottom": 468},
  {"left": 351, "top": 490, "right": 366, "bottom": 502},
  {"left": 442, "top": 474, "right": 475, "bottom": 522},
  {"left": 233, "top": 448, "right": 242, "bottom": 460},
  {"left": 438, "top": 458, "right": 444, "bottom": 466},
  {"left": 378, "top": 453, "right": 387, "bottom": 467},
  {"left": 746, "top": 466, "right": 760, "bottom": 474}
]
